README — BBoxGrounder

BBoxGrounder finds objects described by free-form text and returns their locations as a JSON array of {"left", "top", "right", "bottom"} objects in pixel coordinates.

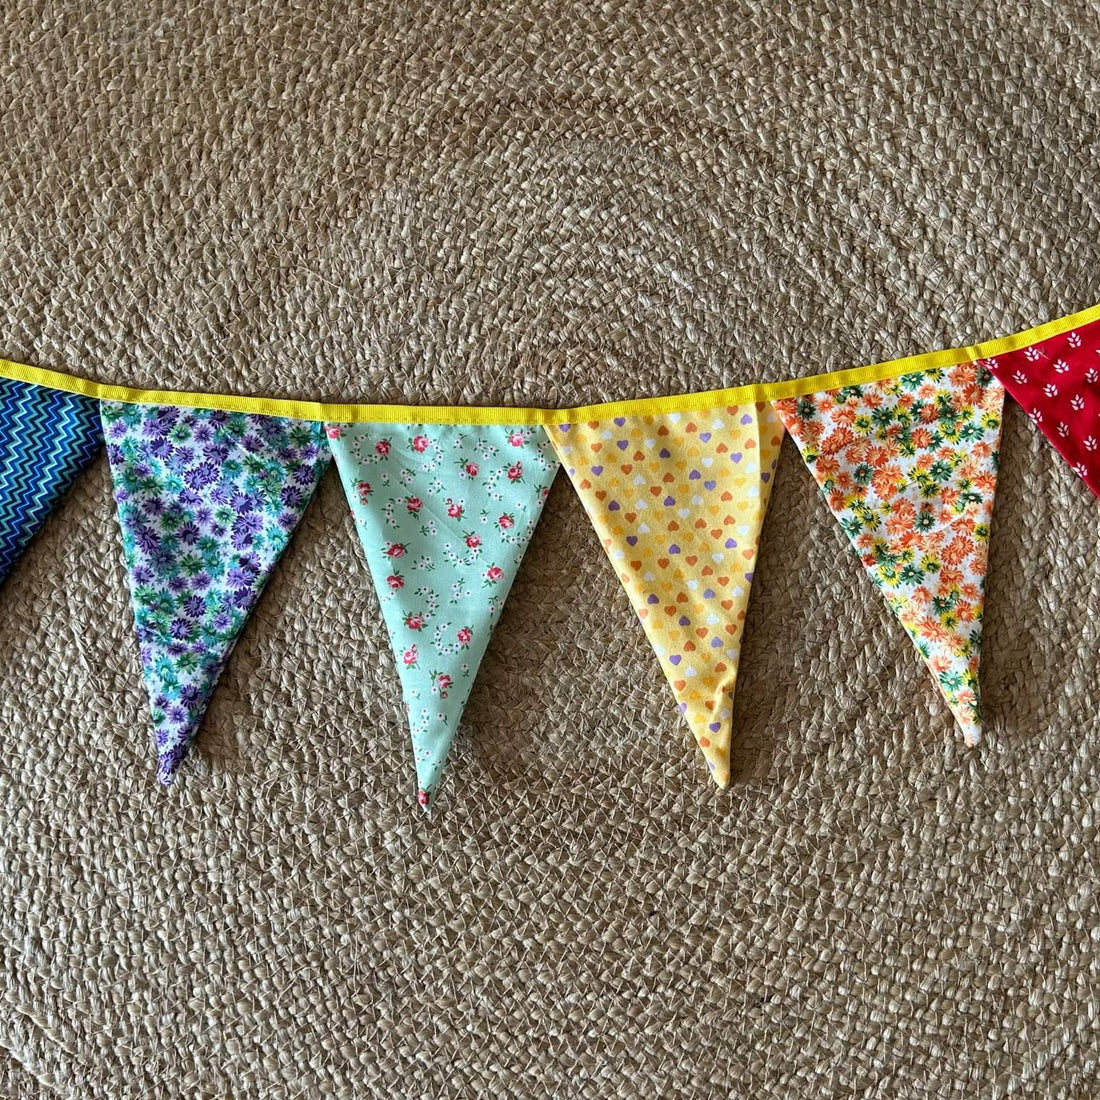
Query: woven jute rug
[{"left": 2, "top": 2, "right": 1098, "bottom": 1097}]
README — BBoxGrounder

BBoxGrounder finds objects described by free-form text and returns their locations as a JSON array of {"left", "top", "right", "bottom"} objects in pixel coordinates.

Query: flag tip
[
  {"left": 957, "top": 714, "right": 982, "bottom": 748},
  {"left": 705, "top": 757, "right": 731, "bottom": 789},
  {"left": 416, "top": 789, "right": 432, "bottom": 814},
  {"left": 155, "top": 745, "right": 187, "bottom": 786}
]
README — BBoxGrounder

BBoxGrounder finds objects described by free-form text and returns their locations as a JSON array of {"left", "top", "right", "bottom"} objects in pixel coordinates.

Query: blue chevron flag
[{"left": 0, "top": 378, "right": 102, "bottom": 584}]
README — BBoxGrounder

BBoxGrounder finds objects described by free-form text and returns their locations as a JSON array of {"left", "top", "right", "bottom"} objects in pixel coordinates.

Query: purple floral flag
[{"left": 102, "top": 401, "right": 330, "bottom": 784}]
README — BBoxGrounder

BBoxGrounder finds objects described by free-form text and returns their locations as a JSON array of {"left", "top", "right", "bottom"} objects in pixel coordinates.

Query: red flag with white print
[{"left": 982, "top": 316, "right": 1100, "bottom": 499}]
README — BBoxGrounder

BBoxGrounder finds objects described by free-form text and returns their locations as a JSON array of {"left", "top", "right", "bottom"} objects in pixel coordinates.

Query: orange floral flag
[
  {"left": 773, "top": 363, "right": 1004, "bottom": 745},
  {"left": 545, "top": 404, "right": 783, "bottom": 785}
]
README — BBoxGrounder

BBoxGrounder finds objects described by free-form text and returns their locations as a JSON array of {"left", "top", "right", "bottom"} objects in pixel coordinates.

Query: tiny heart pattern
[{"left": 544, "top": 403, "right": 784, "bottom": 787}]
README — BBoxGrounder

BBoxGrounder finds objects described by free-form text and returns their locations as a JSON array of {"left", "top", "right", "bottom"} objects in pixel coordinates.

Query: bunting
[
  {"left": 325, "top": 422, "right": 558, "bottom": 809},
  {"left": 0, "top": 377, "right": 101, "bottom": 584},
  {"left": 546, "top": 405, "right": 783, "bottom": 785},
  {"left": 981, "top": 316, "right": 1100, "bottom": 498},
  {"left": 773, "top": 364, "right": 1003, "bottom": 745},
  {"left": 0, "top": 297, "right": 1097, "bottom": 804},
  {"left": 102, "top": 401, "right": 330, "bottom": 783}
]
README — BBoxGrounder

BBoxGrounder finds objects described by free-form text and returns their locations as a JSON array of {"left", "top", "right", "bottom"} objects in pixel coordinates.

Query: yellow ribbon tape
[{"left": 2, "top": 301, "right": 1098, "bottom": 424}]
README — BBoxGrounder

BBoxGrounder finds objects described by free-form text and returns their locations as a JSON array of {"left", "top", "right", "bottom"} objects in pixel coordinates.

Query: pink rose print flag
[
  {"left": 325, "top": 422, "right": 558, "bottom": 810},
  {"left": 980, "top": 315, "right": 1100, "bottom": 499},
  {"left": 102, "top": 401, "right": 331, "bottom": 783},
  {"left": 774, "top": 363, "right": 1003, "bottom": 745}
]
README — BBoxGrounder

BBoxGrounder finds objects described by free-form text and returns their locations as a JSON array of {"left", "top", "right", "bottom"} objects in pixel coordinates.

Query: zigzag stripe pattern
[{"left": 0, "top": 377, "right": 102, "bottom": 583}]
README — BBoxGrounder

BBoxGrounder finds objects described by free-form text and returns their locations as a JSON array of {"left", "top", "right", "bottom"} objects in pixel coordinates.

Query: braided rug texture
[{"left": 1, "top": 2, "right": 1099, "bottom": 1097}]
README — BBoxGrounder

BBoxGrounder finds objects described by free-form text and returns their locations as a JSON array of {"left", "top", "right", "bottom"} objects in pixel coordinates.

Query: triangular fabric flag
[
  {"left": 546, "top": 404, "right": 783, "bottom": 786},
  {"left": 0, "top": 377, "right": 101, "bottom": 584},
  {"left": 325, "top": 421, "right": 559, "bottom": 809},
  {"left": 980, "top": 315, "right": 1100, "bottom": 498},
  {"left": 773, "top": 363, "right": 1004, "bottom": 745},
  {"left": 102, "top": 401, "right": 331, "bottom": 783}
]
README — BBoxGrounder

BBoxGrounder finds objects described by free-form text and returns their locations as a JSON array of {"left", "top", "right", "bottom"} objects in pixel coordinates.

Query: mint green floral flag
[{"left": 325, "top": 422, "right": 559, "bottom": 809}]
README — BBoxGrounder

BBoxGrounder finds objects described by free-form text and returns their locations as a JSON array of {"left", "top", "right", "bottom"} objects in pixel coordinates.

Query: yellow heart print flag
[{"left": 546, "top": 404, "right": 783, "bottom": 786}]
